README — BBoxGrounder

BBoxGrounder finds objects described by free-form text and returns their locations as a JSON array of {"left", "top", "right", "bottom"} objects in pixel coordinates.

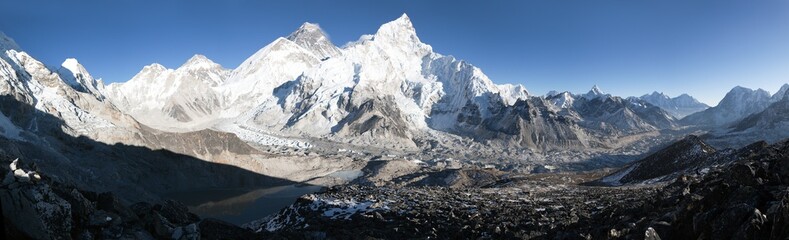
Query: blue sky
[{"left": 1, "top": 0, "right": 788, "bottom": 106}]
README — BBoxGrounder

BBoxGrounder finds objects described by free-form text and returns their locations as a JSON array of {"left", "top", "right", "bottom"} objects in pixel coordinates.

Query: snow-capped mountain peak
[
  {"left": 646, "top": 91, "right": 670, "bottom": 100},
  {"left": 638, "top": 92, "right": 708, "bottom": 119},
  {"left": 56, "top": 58, "right": 106, "bottom": 99},
  {"left": 294, "top": 22, "right": 321, "bottom": 32},
  {"left": 719, "top": 86, "right": 771, "bottom": 110},
  {"left": 590, "top": 85, "right": 603, "bottom": 94},
  {"left": 127, "top": 63, "right": 171, "bottom": 83},
  {"left": 374, "top": 13, "right": 420, "bottom": 44},
  {"left": 60, "top": 58, "right": 91, "bottom": 80},
  {"left": 584, "top": 85, "right": 607, "bottom": 99},
  {"left": 286, "top": 22, "right": 341, "bottom": 59},
  {"left": 548, "top": 91, "right": 575, "bottom": 109},
  {"left": 771, "top": 83, "right": 789, "bottom": 102},
  {"left": 0, "top": 31, "right": 20, "bottom": 51},
  {"left": 674, "top": 94, "right": 695, "bottom": 101},
  {"left": 682, "top": 85, "right": 772, "bottom": 126},
  {"left": 104, "top": 53, "right": 232, "bottom": 129},
  {"left": 144, "top": 63, "right": 167, "bottom": 71},
  {"left": 179, "top": 54, "right": 222, "bottom": 70}
]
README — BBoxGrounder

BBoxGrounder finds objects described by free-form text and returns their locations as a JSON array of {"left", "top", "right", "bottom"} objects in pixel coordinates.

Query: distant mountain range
[
  {"left": 2, "top": 14, "right": 789, "bottom": 202},
  {"left": 72, "top": 14, "right": 685, "bottom": 151},
  {"left": 3, "top": 12, "right": 789, "bottom": 155},
  {"left": 633, "top": 92, "right": 709, "bottom": 119}
]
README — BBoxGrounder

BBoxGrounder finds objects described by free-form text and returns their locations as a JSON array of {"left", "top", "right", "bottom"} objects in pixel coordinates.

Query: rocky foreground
[
  {"left": 2, "top": 138, "right": 789, "bottom": 239},
  {"left": 250, "top": 139, "right": 789, "bottom": 239},
  {"left": 0, "top": 158, "right": 262, "bottom": 239}
]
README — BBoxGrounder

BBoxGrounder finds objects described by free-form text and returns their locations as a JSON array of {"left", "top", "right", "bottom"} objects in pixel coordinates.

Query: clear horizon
[{"left": 1, "top": 0, "right": 788, "bottom": 106}]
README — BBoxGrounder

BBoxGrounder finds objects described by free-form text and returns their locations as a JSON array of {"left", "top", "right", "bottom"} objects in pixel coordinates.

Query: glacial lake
[{"left": 168, "top": 184, "right": 325, "bottom": 225}]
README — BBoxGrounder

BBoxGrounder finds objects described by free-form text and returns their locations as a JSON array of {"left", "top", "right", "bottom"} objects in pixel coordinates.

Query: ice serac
[
  {"left": 638, "top": 92, "right": 709, "bottom": 119},
  {"left": 681, "top": 86, "right": 772, "bottom": 127},
  {"left": 286, "top": 22, "right": 341, "bottom": 60},
  {"left": 105, "top": 54, "right": 229, "bottom": 130}
]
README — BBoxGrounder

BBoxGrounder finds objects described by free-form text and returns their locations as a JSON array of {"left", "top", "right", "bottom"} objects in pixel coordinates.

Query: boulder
[
  {"left": 768, "top": 193, "right": 789, "bottom": 239},
  {"left": 153, "top": 199, "right": 199, "bottom": 225},
  {"left": 644, "top": 227, "right": 661, "bottom": 240},
  {"left": 146, "top": 211, "right": 175, "bottom": 239},
  {"left": 53, "top": 188, "right": 96, "bottom": 225},
  {"left": 97, "top": 192, "right": 139, "bottom": 224},
  {"left": 129, "top": 202, "right": 154, "bottom": 218},
  {"left": 0, "top": 180, "right": 72, "bottom": 239}
]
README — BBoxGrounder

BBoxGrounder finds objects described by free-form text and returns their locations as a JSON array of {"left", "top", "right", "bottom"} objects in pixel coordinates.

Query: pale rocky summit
[
  {"left": 637, "top": 91, "right": 709, "bottom": 119},
  {"left": 286, "top": 22, "right": 342, "bottom": 60}
]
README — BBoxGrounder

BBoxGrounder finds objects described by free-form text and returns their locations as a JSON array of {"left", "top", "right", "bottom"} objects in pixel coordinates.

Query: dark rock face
[
  {"left": 566, "top": 139, "right": 789, "bottom": 239},
  {"left": 573, "top": 96, "right": 676, "bottom": 132},
  {"left": 254, "top": 138, "right": 789, "bottom": 239},
  {"left": 395, "top": 168, "right": 502, "bottom": 188},
  {"left": 0, "top": 158, "right": 261, "bottom": 240},
  {"left": 460, "top": 97, "right": 594, "bottom": 150},
  {"left": 0, "top": 159, "right": 72, "bottom": 239},
  {"left": 335, "top": 96, "right": 413, "bottom": 140},
  {"left": 601, "top": 135, "right": 722, "bottom": 185},
  {"left": 154, "top": 200, "right": 201, "bottom": 226}
]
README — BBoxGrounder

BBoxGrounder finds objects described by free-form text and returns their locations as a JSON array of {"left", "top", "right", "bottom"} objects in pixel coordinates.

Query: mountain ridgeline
[
  {"left": 4, "top": 13, "right": 789, "bottom": 240},
  {"left": 3, "top": 14, "right": 789, "bottom": 166},
  {"left": 97, "top": 14, "right": 692, "bottom": 151},
  {"left": 4, "top": 14, "right": 789, "bottom": 156}
]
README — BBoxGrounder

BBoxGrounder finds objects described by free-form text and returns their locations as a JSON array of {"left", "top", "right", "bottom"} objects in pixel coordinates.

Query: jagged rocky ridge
[
  {"left": 635, "top": 91, "right": 709, "bottom": 119},
  {"left": 249, "top": 138, "right": 789, "bottom": 239},
  {"left": 599, "top": 135, "right": 724, "bottom": 185}
]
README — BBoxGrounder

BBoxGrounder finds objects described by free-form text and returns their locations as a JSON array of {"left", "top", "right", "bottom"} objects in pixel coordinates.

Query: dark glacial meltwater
[{"left": 167, "top": 184, "right": 325, "bottom": 225}]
